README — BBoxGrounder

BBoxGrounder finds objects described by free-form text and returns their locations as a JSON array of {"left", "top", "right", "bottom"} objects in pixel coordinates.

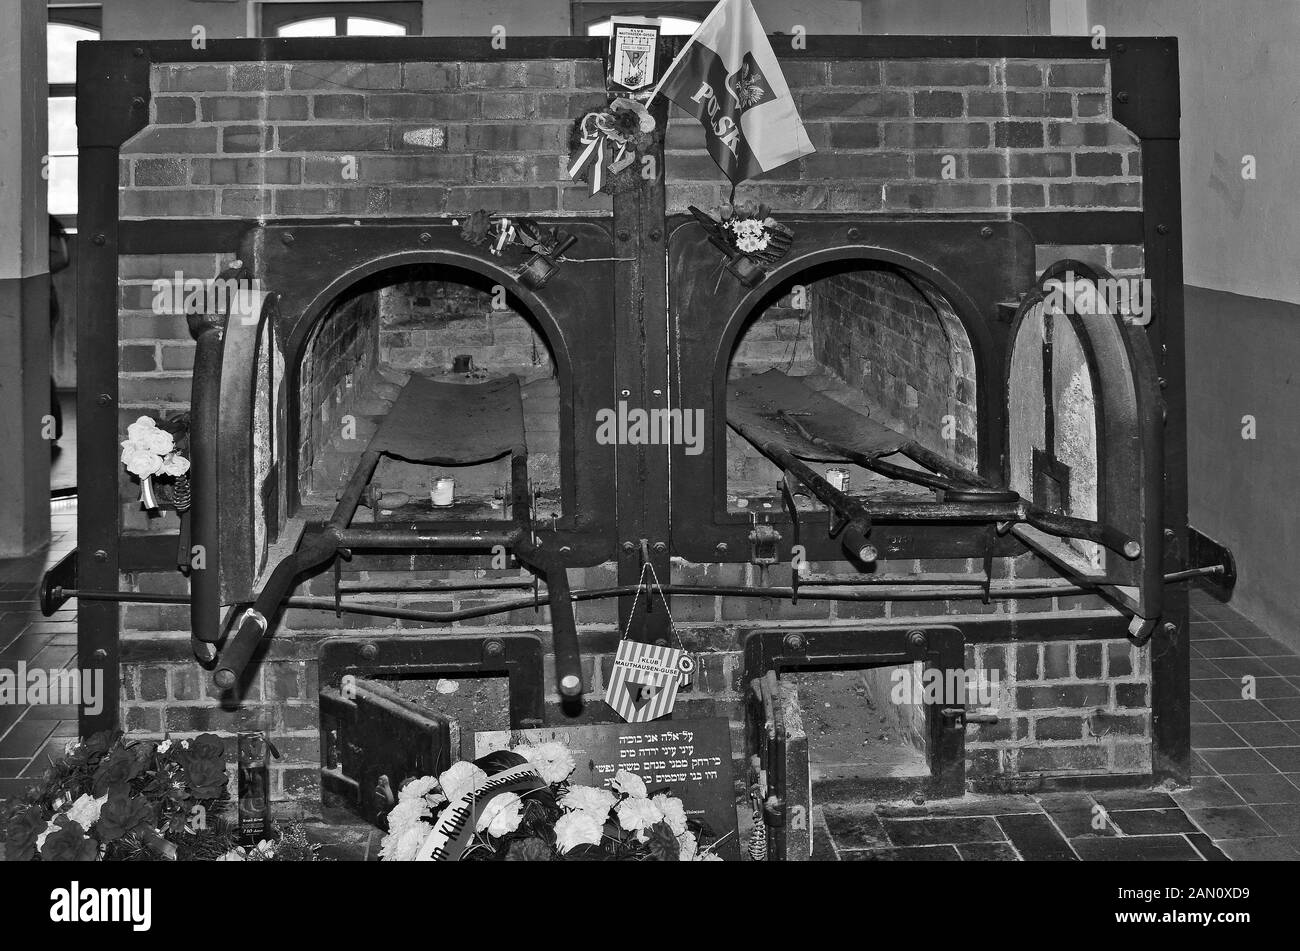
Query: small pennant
[{"left": 603, "top": 640, "right": 693, "bottom": 722}]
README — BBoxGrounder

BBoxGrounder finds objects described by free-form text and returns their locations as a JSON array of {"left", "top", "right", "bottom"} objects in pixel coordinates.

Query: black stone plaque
[{"left": 474, "top": 717, "right": 738, "bottom": 859}]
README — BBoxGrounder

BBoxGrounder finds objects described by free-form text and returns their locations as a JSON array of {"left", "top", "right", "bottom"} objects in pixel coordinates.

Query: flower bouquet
[
  {"left": 0, "top": 731, "right": 323, "bottom": 862},
  {"left": 718, "top": 201, "right": 794, "bottom": 264},
  {"left": 120, "top": 414, "right": 190, "bottom": 511},
  {"left": 381, "top": 740, "right": 725, "bottom": 861},
  {"left": 567, "top": 97, "right": 657, "bottom": 194}
]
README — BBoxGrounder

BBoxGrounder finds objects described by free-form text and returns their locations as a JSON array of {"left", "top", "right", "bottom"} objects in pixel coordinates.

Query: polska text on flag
[{"left": 651, "top": 0, "right": 816, "bottom": 184}]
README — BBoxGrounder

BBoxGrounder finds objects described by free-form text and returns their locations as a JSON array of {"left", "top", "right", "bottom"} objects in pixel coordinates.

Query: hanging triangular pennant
[{"left": 604, "top": 639, "right": 693, "bottom": 723}]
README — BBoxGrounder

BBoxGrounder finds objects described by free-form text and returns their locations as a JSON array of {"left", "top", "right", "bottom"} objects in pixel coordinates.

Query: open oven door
[
  {"left": 319, "top": 677, "right": 453, "bottom": 827},
  {"left": 188, "top": 267, "right": 288, "bottom": 659},
  {"left": 1005, "top": 261, "right": 1164, "bottom": 636}
]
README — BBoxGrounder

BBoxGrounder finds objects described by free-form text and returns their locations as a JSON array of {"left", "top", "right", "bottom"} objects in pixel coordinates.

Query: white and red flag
[{"left": 651, "top": 0, "right": 815, "bottom": 184}]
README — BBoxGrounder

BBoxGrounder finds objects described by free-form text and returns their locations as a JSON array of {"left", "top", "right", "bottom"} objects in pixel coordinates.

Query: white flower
[
  {"left": 653, "top": 794, "right": 688, "bottom": 835},
  {"left": 554, "top": 811, "right": 604, "bottom": 855},
  {"left": 476, "top": 792, "right": 523, "bottom": 837},
  {"left": 398, "top": 776, "right": 440, "bottom": 801},
  {"left": 380, "top": 798, "right": 433, "bottom": 860},
  {"left": 155, "top": 739, "right": 172, "bottom": 755},
  {"left": 383, "top": 798, "right": 431, "bottom": 842},
  {"left": 519, "top": 741, "right": 576, "bottom": 784},
  {"left": 142, "top": 428, "right": 174, "bottom": 455},
  {"left": 216, "top": 848, "right": 246, "bottom": 861},
  {"left": 180, "top": 740, "right": 190, "bottom": 749},
  {"left": 438, "top": 761, "right": 487, "bottom": 803},
  {"left": 35, "top": 820, "right": 59, "bottom": 853},
  {"left": 615, "top": 796, "right": 663, "bottom": 833},
  {"left": 677, "top": 830, "right": 698, "bottom": 861},
  {"left": 63, "top": 739, "right": 80, "bottom": 757},
  {"left": 610, "top": 769, "right": 647, "bottom": 799},
  {"left": 121, "top": 446, "right": 163, "bottom": 478},
  {"left": 382, "top": 821, "right": 432, "bottom": 861},
  {"left": 159, "top": 453, "right": 190, "bottom": 477},
  {"left": 560, "top": 784, "right": 616, "bottom": 818},
  {"left": 65, "top": 793, "right": 106, "bottom": 830},
  {"left": 126, "top": 416, "right": 157, "bottom": 442}
]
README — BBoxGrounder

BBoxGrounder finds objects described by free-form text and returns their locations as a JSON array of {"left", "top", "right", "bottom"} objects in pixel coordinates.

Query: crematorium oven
[{"left": 48, "top": 32, "right": 1216, "bottom": 857}]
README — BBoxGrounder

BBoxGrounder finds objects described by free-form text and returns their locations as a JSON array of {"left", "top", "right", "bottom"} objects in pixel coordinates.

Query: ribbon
[{"left": 566, "top": 112, "right": 608, "bottom": 195}]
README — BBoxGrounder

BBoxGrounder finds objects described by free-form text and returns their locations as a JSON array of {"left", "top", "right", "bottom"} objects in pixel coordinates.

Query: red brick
[
  {"left": 461, "top": 123, "right": 567, "bottom": 151},
  {"left": 801, "top": 90, "right": 909, "bottom": 119},
  {"left": 124, "top": 126, "right": 218, "bottom": 155},
  {"left": 1010, "top": 152, "right": 1071, "bottom": 178},
  {"left": 159, "top": 345, "right": 194, "bottom": 371},
  {"left": 361, "top": 154, "right": 473, "bottom": 182},
  {"left": 222, "top": 125, "right": 272, "bottom": 153},
  {"left": 132, "top": 157, "right": 188, "bottom": 186},
  {"left": 829, "top": 61, "right": 881, "bottom": 86},
  {"left": 828, "top": 123, "right": 881, "bottom": 149},
  {"left": 1089, "top": 711, "right": 1147, "bottom": 736},
  {"left": 387, "top": 187, "right": 450, "bottom": 215},
  {"left": 883, "top": 121, "right": 989, "bottom": 149},
  {"left": 1074, "top": 152, "right": 1124, "bottom": 177},
  {"left": 461, "top": 61, "right": 571, "bottom": 88},
  {"left": 266, "top": 95, "right": 309, "bottom": 120},
  {"left": 121, "top": 189, "right": 215, "bottom": 218},
  {"left": 1016, "top": 684, "right": 1109, "bottom": 709},
  {"left": 1004, "top": 63, "right": 1043, "bottom": 87},
  {"left": 125, "top": 706, "right": 163, "bottom": 733},
  {"left": 883, "top": 60, "right": 993, "bottom": 86},
  {"left": 803, "top": 151, "right": 909, "bottom": 179},
  {"left": 232, "top": 64, "right": 285, "bottom": 91},
  {"left": 1034, "top": 715, "right": 1084, "bottom": 740},
  {"left": 1048, "top": 121, "right": 1133, "bottom": 148},
  {"left": 1047, "top": 182, "right": 1141, "bottom": 208},
  {"left": 288, "top": 63, "right": 402, "bottom": 90},
  {"left": 1048, "top": 62, "right": 1109, "bottom": 88},
  {"left": 481, "top": 93, "right": 538, "bottom": 120},
  {"left": 993, "top": 121, "right": 1044, "bottom": 148},
  {"left": 1007, "top": 91, "right": 1073, "bottom": 118},
  {"left": 155, "top": 65, "right": 230, "bottom": 93},
  {"left": 445, "top": 185, "right": 559, "bottom": 214},
  {"left": 153, "top": 96, "right": 196, "bottom": 124},
  {"left": 278, "top": 123, "right": 389, "bottom": 152},
  {"left": 913, "top": 90, "right": 965, "bottom": 117},
  {"left": 1115, "top": 682, "right": 1148, "bottom": 708},
  {"left": 200, "top": 96, "right": 263, "bottom": 122},
  {"left": 1076, "top": 93, "right": 1107, "bottom": 118},
  {"left": 313, "top": 94, "right": 366, "bottom": 120},
  {"left": 403, "top": 62, "right": 458, "bottom": 90},
  {"left": 219, "top": 189, "right": 270, "bottom": 217},
  {"left": 885, "top": 182, "right": 994, "bottom": 211},
  {"left": 1017, "top": 745, "right": 1107, "bottom": 772}
]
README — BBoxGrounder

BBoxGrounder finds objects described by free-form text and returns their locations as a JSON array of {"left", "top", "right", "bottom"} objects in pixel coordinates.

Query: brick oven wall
[
  {"left": 811, "top": 269, "right": 978, "bottom": 467},
  {"left": 111, "top": 52, "right": 1151, "bottom": 806}
]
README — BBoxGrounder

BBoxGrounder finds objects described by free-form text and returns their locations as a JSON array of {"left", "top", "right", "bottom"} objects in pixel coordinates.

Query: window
[
  {"left": 575, "top": 2, "right": 711, "bottom": 36},
  {"left": 261, "top": 2, "right": 422, "bottom": 37},
  {"left": 48, "top": 6, "right": 102, "bottom": 217}
]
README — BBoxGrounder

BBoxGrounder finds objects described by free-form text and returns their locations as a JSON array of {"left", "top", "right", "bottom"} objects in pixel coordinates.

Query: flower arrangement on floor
[
  {"left": 0, "top": 730, "right": 321, "bottom": 862},
  {"left": 381, "top": 741, "right": 725, "bottom": 861},
  {"left": 717, "top": 201, "right": 793, "bottom": 264},
  {"left": 120, "top": 414, "right": 190, "bottom": 511}
]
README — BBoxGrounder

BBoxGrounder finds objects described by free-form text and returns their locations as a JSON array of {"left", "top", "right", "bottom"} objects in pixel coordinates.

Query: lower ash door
[{"left": 320, "top": 678, "right": 452, "bottom": 826}]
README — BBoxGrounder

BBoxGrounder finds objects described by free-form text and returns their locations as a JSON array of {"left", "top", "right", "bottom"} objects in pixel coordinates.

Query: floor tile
[
  {"left": 1222, "top": 773, "right": 1300, "bottom": 805},
  {"left": 1200, "top": 747, "right": 1278, "bottom": 775},
  {"left": 1215, "top": 837, "right": 1300, "bottom": 861},
  {"left": 997, "top": 812, "right": 1077, "bottom": 860},
  {"left": 1185, "top": 806, "right": 1276, "bottom": 839},
  {"left": 1203, "top": 700, "right": 1279, "bottom": 723},
  {"left": 820, "top": 806, "right": 889, "bottom": 850},
  {"left": 1185, "top": 832, "right": 1231, "bottom": 861},
  {"left": 1230, "top": 721, "right": 1300, "bottom": 748},
  {"left": 1092, "top": 789, "right": 1178, "bottom": 810},
  {"left": 1191, "top": 723, "right": 1244, "bottom": 749},
  {"left": 1171, "top": 776, "right": 1245, "bottom": 809},
  {"left": 1259, "top": 747, "right": 1300, "bottom": 773},
  {"left": 841, "top": 844, "right": 960, "bottom": 861},
  {"left": 1108, "top": 808, "right": 1199, "bottom": 836},
  {"left": 956, "top": 842, "right": 1019, "bottom": 861},
  {"left": 1071, "top": 834, "right": 1202, "bottom": 861},
  {"left": 1254, "top": 804, "right": 1300, "bottom": 836},
  {"left": 881, "top": 816, "right": 1004, "bottom": 846}
]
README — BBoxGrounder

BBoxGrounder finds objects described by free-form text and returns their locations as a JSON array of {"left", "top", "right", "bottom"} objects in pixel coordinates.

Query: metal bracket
[
  {"left": 748, "top": 522, "right": 782, "bottom": 566},
  {"left": 779, "top": 477, "right": 801, "bottom": 603}
]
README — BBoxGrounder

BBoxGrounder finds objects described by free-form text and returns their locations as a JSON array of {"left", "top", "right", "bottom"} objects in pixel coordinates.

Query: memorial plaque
[{"left": 475, "top": 717, "right": 738, "bottom": 859}]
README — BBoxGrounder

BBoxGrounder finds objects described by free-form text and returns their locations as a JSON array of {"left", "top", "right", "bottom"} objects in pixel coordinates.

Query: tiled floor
[
  {"left": 1, "top": 506, "right": 1297, "bottom": 860},
  {"left": 0, "top": 498, "right": 79, "bottom": 802}
]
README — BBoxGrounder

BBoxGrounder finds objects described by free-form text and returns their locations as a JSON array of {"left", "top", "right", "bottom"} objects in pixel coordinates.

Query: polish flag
[{"left": 651, "top": 0, "right": 816, "bottom": 184}]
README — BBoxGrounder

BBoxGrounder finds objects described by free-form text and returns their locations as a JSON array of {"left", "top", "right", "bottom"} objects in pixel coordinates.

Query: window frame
[
  {"left": 260, "top": 1, "right": 423, "bottom": 38},
  {"left": 48, "top": 5, "right": 103, "bottom": 221},
  {"left": 572, "top": 2, "right": 713, "bottom": 35}
]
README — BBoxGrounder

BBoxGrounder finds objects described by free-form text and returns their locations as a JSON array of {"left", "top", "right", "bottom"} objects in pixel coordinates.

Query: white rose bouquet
[{"left": 120, "top": 415, "right": 190, "bottom": 510}]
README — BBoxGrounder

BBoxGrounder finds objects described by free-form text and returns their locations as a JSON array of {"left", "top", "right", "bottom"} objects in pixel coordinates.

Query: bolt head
[
  {"left": 783, "top": 633, "right": 805, "bottom": 652},
  {"left": 358, "top": 643, "right": 378, "bottom": 661},
  {"left": 484, "top": 638, "right": 504, "bottom": 656}
]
